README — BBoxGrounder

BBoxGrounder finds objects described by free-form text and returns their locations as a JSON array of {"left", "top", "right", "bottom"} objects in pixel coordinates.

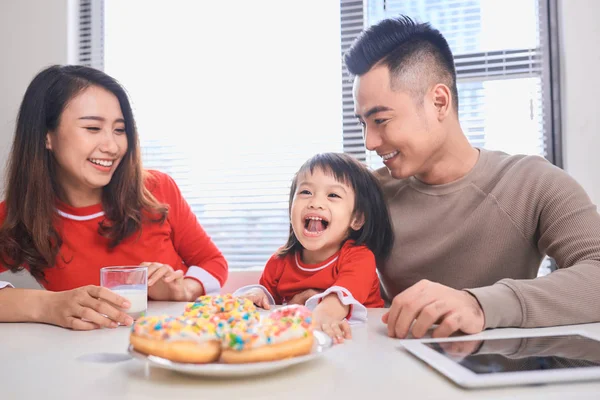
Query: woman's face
[{"left": 46, "top": 85, "right": 128, "bottom": 203}]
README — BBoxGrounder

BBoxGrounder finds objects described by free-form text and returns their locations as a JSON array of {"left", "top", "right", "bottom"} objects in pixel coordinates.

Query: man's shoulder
[{"left": 477, "top": 149, "right": 563, "bottom": 191}]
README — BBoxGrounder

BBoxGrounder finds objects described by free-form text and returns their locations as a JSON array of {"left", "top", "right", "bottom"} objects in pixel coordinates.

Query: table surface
[{"left": 2, "top": 301, "right": 600, "bottom": 400}]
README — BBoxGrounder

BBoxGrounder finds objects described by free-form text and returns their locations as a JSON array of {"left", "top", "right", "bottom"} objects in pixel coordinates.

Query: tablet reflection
[{"left": 426, "top": 334, "right": 600, "bottom": 374}]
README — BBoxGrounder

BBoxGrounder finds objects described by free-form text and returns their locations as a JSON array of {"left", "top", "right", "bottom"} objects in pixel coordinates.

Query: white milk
[{"left": 112, "top": 288, "right": 148, "bottom": 319}]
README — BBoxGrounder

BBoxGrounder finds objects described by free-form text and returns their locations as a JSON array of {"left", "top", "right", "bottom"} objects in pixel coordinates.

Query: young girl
[
  {"left": 0, "top": 65, "right": 227, "bottom": 330},
  {"left": 236, "top": 153, "right": 394, "bottom": 342}
]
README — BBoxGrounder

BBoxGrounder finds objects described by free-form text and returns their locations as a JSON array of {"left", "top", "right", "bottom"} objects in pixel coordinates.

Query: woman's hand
[
  {"left": 43, "top": 285, "right": 133, "bottom": 330},
  {"left": 239, "top": 288, "right": 272, "bottom": 310},
  {"left": 142, "top": 262, "right": 203, "bottom": 301}
]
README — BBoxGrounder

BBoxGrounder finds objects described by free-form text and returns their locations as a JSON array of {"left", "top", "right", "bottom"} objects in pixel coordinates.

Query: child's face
[{"left": 291, "top": 168, "right": 363, "bottom": 264}]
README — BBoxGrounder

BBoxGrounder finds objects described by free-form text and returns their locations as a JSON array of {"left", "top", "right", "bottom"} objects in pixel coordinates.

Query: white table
[{"left": 2, "top": 301, "right": 600, "bottom": 399}]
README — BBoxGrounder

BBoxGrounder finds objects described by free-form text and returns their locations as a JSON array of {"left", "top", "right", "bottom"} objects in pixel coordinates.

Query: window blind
[
  {"left": 340, "top": 0, "right": 557, "bottom": 168},
  {"left": 81, "top": 0, "right": 342, "bottom": 270}
]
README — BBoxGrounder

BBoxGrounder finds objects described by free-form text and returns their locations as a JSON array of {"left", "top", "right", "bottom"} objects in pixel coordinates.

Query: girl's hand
[
  {"left": 313, "top": 294, "right": 352, "bottom": 344},
  {"left": 239, "top": 288, "right": 271, "bottom": 310},
  {"left": 317, "top": 319, "right": 352, "bottom": 344},
  {"left": 44, "top": 285, "right": 133, "bottom": 330},
  {"left": 142, "top": 262, "right": 202, "bottom": 301}
]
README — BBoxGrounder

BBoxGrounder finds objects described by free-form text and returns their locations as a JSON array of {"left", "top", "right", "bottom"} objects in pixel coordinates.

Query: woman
[{"left": 0, "top": 65, "right": 228, "bottom": 330}]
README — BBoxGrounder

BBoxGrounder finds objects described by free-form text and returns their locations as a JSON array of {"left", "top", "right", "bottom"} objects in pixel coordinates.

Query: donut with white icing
[
  {"left": 220, "top": 304, "right": 314, "bottom": 364},
  {"left": 130, "top": 315, "right": 221, "bottom": 363}
]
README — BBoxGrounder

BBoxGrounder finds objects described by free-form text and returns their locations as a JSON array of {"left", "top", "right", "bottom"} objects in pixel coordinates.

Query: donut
[
  {"left": 130, "top": 315, "right": 221, "bottom": 363},
  {"left": 183, "top": 294, "right": 260, "bottom": 328},
  {"left": 220, "top": 305, "right": 314, "bottom": 364}
]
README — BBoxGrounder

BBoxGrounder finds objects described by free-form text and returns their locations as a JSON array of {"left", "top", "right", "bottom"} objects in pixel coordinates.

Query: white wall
[
  {"left": 0, "top": 0, "right": 72, "bottom": 287},
  {"left": 0, "top": 0, "right": 72, "bottom": 194},
  {"left": 559, "top": 0, "right": 600, "bottom": 206}
]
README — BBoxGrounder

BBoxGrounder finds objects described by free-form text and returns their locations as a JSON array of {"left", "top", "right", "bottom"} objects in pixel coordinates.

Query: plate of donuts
[{"left": 127, "top": 295, "right": 333, "bottom": 377}]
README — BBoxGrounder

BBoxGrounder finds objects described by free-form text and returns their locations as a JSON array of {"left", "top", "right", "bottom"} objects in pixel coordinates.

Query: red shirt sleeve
[
  {"left": 333, "top": 243, "right": 379, "bottom": 304},
  {"left": 259, "top": 254, "right": 285, "bottom": 304},
  {"left": 147, "top": 171, "right": 228, "bottom": 286}
]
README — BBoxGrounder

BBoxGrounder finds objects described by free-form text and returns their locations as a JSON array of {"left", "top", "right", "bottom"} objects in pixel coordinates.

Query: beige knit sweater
[{"left": 376, "top": 149, "right": 600, "bottom": 329}]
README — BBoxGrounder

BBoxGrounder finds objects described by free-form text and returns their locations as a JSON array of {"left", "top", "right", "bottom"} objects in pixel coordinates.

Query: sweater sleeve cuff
[
  {"left": 184, "top": 266, "right": 221, "bottom": 295},
  {"left": 465, "top": 282, "right": 524, "bottom": 329},
  {"left": 305, "top": 286, "right": 367, "bottom": 325},
  {"left": 232, "top": 284, "right": 276, "bottom": 305},
  {"left": 0, "top": 281, "right": 14, "bottom": 289}
]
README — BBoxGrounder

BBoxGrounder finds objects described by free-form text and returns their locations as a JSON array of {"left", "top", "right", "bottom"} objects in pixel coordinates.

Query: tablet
[{"left": 401, "top": 331, "right": 600, "bottom": 388}]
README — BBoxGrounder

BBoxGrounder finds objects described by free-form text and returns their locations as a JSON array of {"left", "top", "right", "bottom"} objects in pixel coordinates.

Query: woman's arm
[{"left": 0, "top": 286, "right": 133, "bottom": 329}]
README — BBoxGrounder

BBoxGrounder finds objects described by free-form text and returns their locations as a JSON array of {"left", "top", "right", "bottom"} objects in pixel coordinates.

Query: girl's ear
[{"left": 350, "top": 213, "right": 365, "bottom": 231}]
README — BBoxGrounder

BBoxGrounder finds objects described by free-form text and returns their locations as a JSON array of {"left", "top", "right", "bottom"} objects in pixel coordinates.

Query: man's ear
[
  {"left": 45, "top": 132, "right": 53, "bottom": 151},
  {"left": 432, "top": 83, "right": 452, "bottom": 120},
  {"left": 350, "top": 213, "right": 365, "bottom": 231}
]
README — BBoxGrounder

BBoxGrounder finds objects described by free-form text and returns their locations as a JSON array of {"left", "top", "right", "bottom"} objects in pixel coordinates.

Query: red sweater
[
  {"left": 0, "top": 170, "right": 227, "bottom": 292},
  {"left": 259, "top": 240, "right": 384, "bottom": 308}
]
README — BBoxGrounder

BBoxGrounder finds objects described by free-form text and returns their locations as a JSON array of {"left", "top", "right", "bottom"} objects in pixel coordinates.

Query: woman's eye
[
  {"left": 299, "top": 190, "right": 311, "bottom": 195},
  {"left": 115, "top": 128, "right": 126, "bottom": 135},
  {"left": 86, "top": 127, "right": 101, "bottom": 132}
]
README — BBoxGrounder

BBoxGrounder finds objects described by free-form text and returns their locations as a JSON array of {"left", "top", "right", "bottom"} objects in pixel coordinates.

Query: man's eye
[{"left": 374, "top": 119, "right": 387, "bottom": 125}]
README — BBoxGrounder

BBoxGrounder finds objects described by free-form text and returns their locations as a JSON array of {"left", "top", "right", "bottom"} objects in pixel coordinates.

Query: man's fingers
[
  {"left": 382, "top": 311, "right": 389, "bottom": 324},
  {"left": 392, "top": 295, "right": 435, "bottom": 339},
  {"left": 411, "top": 301, "right": 450, "bottom": 338},
  {"left": 432, "top": 312, "right": 463, "bottom": 338}
]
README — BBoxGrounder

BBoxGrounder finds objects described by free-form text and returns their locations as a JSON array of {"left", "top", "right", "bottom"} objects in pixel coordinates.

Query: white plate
[{"left": 128, "top": 331, "right": 333, "bottom": 377}]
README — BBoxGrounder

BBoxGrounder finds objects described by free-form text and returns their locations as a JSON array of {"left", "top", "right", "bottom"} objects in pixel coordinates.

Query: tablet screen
[{"left": 425, "top": 334, "right": 600, "bottom": 375}]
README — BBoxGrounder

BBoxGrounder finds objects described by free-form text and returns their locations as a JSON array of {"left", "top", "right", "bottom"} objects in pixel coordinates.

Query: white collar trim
[
  {"left": 57, "top": 209, "right": 105, "bottom": 221},
  {"left": 295, "top": 253, "right": 339, "bottom": 272}
]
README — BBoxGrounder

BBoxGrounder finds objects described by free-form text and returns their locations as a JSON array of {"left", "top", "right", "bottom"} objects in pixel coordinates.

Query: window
[
  {"left": 341, "top": 0, "right": 560, "bottom": 169},
  {"left": 78, "top": 0, "right": 343, "bottom": 269},
  {"left": 77, "top": 0, "right": 559, "bottom": 270}
]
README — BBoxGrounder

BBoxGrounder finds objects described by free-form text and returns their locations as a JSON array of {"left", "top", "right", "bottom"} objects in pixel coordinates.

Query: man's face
[{"left": 353, "top": 64, "right": 446, "bottom": 179}]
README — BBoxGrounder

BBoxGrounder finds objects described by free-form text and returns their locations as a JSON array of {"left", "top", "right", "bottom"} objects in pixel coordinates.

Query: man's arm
[{"left": 468, "top": 157, "right": 600, "bottom": 328}]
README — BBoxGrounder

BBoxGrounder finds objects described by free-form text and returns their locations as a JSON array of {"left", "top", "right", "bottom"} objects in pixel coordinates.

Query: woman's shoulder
[{"left": 143, "top": 170, "right": 181, "bottom": 198}]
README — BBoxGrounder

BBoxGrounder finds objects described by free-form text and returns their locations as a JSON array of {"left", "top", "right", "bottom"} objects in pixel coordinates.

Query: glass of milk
[{"left": 100, "top": 266, "right": 148, "bottom": 320}]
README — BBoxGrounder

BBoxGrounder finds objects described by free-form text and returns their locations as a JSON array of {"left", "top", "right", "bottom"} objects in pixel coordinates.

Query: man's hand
[
  {"left": 382, "top": 280, "right": 485, "bottom": 338},
  {"left": 288, "top": 288, "right": 322, "bottom": 305}
]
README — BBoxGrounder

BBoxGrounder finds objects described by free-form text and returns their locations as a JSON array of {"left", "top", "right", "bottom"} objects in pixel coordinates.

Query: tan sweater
[{"left": 376, "top": 149, "right": 600, "bottom": 329}]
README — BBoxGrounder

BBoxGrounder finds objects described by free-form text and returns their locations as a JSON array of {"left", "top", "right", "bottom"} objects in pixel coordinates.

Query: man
[{"left": 345, "top": 16, "right": 600, "bottom": 339}]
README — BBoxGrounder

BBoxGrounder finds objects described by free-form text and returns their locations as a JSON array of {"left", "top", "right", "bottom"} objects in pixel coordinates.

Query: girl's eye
[{"left": 328, "top": 193, "right": 341, "bottom": 199}]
